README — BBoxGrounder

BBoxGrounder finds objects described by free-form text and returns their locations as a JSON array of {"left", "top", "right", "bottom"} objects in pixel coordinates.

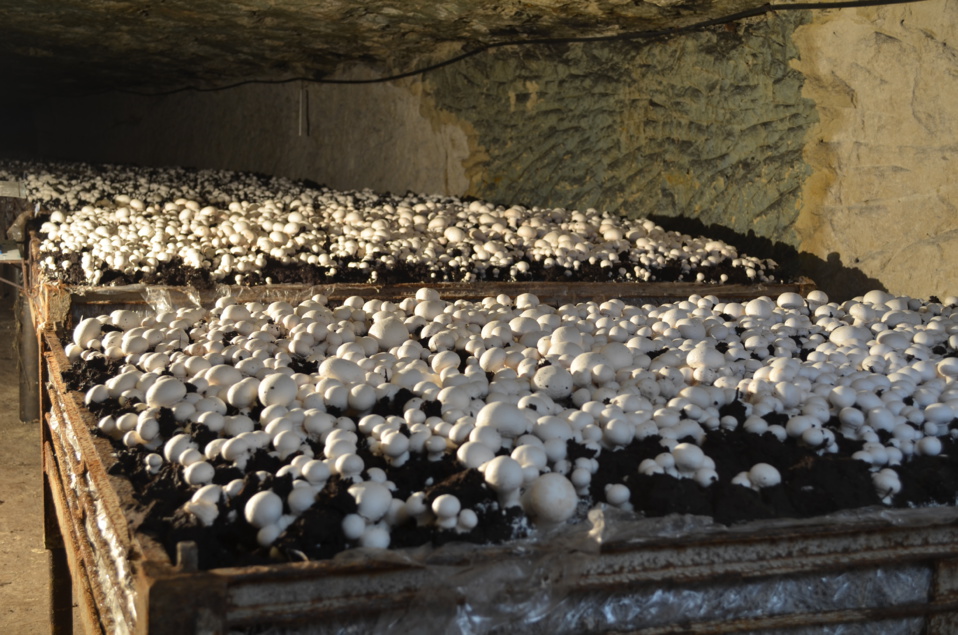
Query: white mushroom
[
  {"left": 432, "top": 494, "right": 461, "bottom": 530},
  {"left": 748, "top": 463, "right": 781, "bottom": 489},
  {"left": 482, "top": 455, "right": 524, "bottom": 508},
  {"left": 244, "top": 490, "right": 283, "bottom": 529},
  {"left": 522, "top": 473, "right": 578, "bottom": 525}
]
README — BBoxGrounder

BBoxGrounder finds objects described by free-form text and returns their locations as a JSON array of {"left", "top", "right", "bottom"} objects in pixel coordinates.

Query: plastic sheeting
[
  {"left": 224, "top": 507, "right": 939, "bottom": 634},
  {"left": 228, "top": 558, "right": 929, "bottom": 634}
]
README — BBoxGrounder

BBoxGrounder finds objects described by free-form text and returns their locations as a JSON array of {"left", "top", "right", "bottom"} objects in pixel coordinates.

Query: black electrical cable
[{"left": 119, "top": 0, "right": 930, "bottom": 96}]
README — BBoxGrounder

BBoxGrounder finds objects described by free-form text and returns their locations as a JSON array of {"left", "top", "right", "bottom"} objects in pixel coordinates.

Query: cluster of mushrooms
[
  {"left": 2, "top": 159, "right": 301, "bottom": 210},
  {"left": 1, "top": 160, "right": 780, "bottom": 285},
  {"left": 67, "top": 287, "right": 958, "bottom": 553}
]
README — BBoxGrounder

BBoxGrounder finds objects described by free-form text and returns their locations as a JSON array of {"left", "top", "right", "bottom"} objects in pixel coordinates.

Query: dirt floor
[{"left": 0, "top": 289, "right": 63, "bottom": 634}]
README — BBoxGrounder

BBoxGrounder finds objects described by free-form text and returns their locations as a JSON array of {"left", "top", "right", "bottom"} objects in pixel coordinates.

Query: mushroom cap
[
  {"left": 483, "top": 455, "right": 524, "bottom": 494},
  {"left": 600, "top": 342, "right": 633, "bottom": 370},
  {"left": 748, "top": 463, "right": 781, "bottom": 488},
  {"left": 569, "top": 352, "right": 612, "bottom": 384},
  {"left": 776, "top": 292, "right": 805, "bottom": 310},
  {"left": 163, "top": 433, "right": 194, "bottom": 463},
  {"left": 227, "top": 376, "right": 261, "bottom": 409},
  {"left": 258, "top": 372, "right": 298, "bottom": 408},
  {"left": 457, "top": 441, "right": 496, "bottom": 469},
  {"left": 917, "top": 436, "right": 942, "bottom": 456},
  {"left": 110, "top": 309, "right": 140, "bottom": 330},
  {"left": 829, "top": 324, "right": 871, "bottom": 346},
  {"left": 184, "top": 461, "right": 215, "bottom": 486},
  {"left": 221, "top": 304, "right": 252, "bottom": 322},
  {"left": 686, "top": 344, "right": 725, "bottom": 370},
  {"left": 146, "top": 376, "right": 187, "bottom": 408},
  {"left": 319, "top": 358, "right": 365, "bottom": 383},
  {"left": 73, "top": 317, "right": 102, "bottom": 348},
  {"left": 938, "top": 357, "right": 958, "bottom": 379},
  {"left": 474, "top": 401, "right": 530, "bottom": 438},
  {"left": 301, "top": 459, "right": 331, "bottom": 485},
  {"left": 531, "top": 365, "right": 574, "bottom": 400},
  {"left": 368, "top": 315, "right": 409, "bottom": 350},
  {"left": 244, "top": 490, "right": 283, "bottom": 529},
  {"left": 744, "top": 297, "right": 774, "bottom": 319},
  {"left": 206, "top": 364, "right": 243, "bottom": 387},
  {"left": 184, "top": 500, "right": 219, "bottom": 527},
  {"left": 522, "top": 473, "right": 578, "bottom": 524},
  {"left": 432, "top": 494, "right": 461, "bottom": 520},
  {"left": 672, "top": 442, "right": 706, "bottom": 472},
  {"left": 287, "top": 486, "right": 317, "bottom": 515}
]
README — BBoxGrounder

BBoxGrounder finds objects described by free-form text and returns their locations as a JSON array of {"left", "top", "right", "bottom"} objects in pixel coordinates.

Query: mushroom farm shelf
[
  {"left": 35, "top": 295, "right": 958, "bottom": 634},
  {"left": 41, "top": 329, "right": 958, "bottom": 633}
]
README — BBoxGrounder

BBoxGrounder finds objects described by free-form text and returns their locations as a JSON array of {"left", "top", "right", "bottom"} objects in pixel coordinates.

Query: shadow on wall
[{"left": 647, "top": 215, "right": 885, "bottom": 302}]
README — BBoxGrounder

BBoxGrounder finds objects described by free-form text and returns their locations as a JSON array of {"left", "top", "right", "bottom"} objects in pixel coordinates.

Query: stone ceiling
[{"left": 0, "top": 0, "right": 811, "bottom": 105}]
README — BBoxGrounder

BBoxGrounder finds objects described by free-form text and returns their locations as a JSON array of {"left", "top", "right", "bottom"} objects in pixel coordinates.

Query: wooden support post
[{"left": 18, "top": 273, "right": 39, "bottom": 423}]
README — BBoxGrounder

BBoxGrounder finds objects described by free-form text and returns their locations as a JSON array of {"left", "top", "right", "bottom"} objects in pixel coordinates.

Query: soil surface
[
  {"left": 61, "top": 350, "right": 958, "bottom": 571},
  {"left": 50, "top": 251, "right": 771, "bottom": 289}
]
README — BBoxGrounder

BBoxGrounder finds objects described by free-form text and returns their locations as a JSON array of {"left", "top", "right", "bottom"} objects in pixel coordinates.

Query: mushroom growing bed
[
  {"left": 60, "top": 287, "right": 958, "bottom": 559},
  {"left": 43, "top": 286, "right": 958, "bottom": 633},
  {"left": 1, "top": 160, "right": 786, "bottom": 288}
]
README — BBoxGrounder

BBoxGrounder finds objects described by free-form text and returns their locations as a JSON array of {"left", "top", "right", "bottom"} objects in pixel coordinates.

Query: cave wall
[
  {"left": 29, "top": 79, "right": 470, "bottom": 197},
  {"left": 25, "top": 0, "right": 958, "bottom": 300},
  {"left": 792, "top": 0, "right": 958, "bottom": 301}
]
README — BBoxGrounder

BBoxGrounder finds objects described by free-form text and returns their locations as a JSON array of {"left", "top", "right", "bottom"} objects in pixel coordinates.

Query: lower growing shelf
[{"left": 38, "top": 328, "right": 958, "bottom": 634}]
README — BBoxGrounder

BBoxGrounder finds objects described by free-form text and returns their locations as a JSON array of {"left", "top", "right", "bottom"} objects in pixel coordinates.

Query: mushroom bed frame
[{"left": 32, "top": 280, "right": 958, "bottom": 635}]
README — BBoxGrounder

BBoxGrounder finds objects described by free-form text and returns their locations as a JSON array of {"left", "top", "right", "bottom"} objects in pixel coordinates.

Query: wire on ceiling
[{"left": 118, "top": 0, "right": 929, "bottom": 97}]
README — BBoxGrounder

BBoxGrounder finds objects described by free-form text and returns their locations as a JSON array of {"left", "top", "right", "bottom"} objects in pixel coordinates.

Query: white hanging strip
[{"left": 298, "top": 81, "right": 310, "bottom": 137}]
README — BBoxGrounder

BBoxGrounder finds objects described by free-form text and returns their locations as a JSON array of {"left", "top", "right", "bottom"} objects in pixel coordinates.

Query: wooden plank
[
  {"left": 43, "top": 434, "right": 107, "bottom": 635},
  {"left": 34, "top": 277, "right": 816, "bottom": 333},
  {"left": 43, "top": 441, "right": 74, "bottom": 635}
]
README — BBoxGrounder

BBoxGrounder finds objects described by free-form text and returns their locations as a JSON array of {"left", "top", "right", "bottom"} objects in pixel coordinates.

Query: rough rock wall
[
  {"left": 423, "top": 11, "right": 814, "bottom": 251},
  {"left": 792, "top": 0, "right": 958, "bottom": 300}
]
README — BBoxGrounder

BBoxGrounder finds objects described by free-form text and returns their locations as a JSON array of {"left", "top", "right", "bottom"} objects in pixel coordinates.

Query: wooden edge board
[
  {"left": 43, "top": 422, "right": 115, "bottom": 634},
  {"left": 32, "top": 277, "right": 816, "bottom": 333},
  {"left": 42, "top": 278, "right": 818, "bottom": 302}
]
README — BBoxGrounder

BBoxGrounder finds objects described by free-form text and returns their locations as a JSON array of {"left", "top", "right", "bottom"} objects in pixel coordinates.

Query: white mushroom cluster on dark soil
[
  {"left": 1, "top": 160, "right": 781, "bottom": 286},
  {"left": 61, "top": 288, "right": 958, "bottom": 569}
]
